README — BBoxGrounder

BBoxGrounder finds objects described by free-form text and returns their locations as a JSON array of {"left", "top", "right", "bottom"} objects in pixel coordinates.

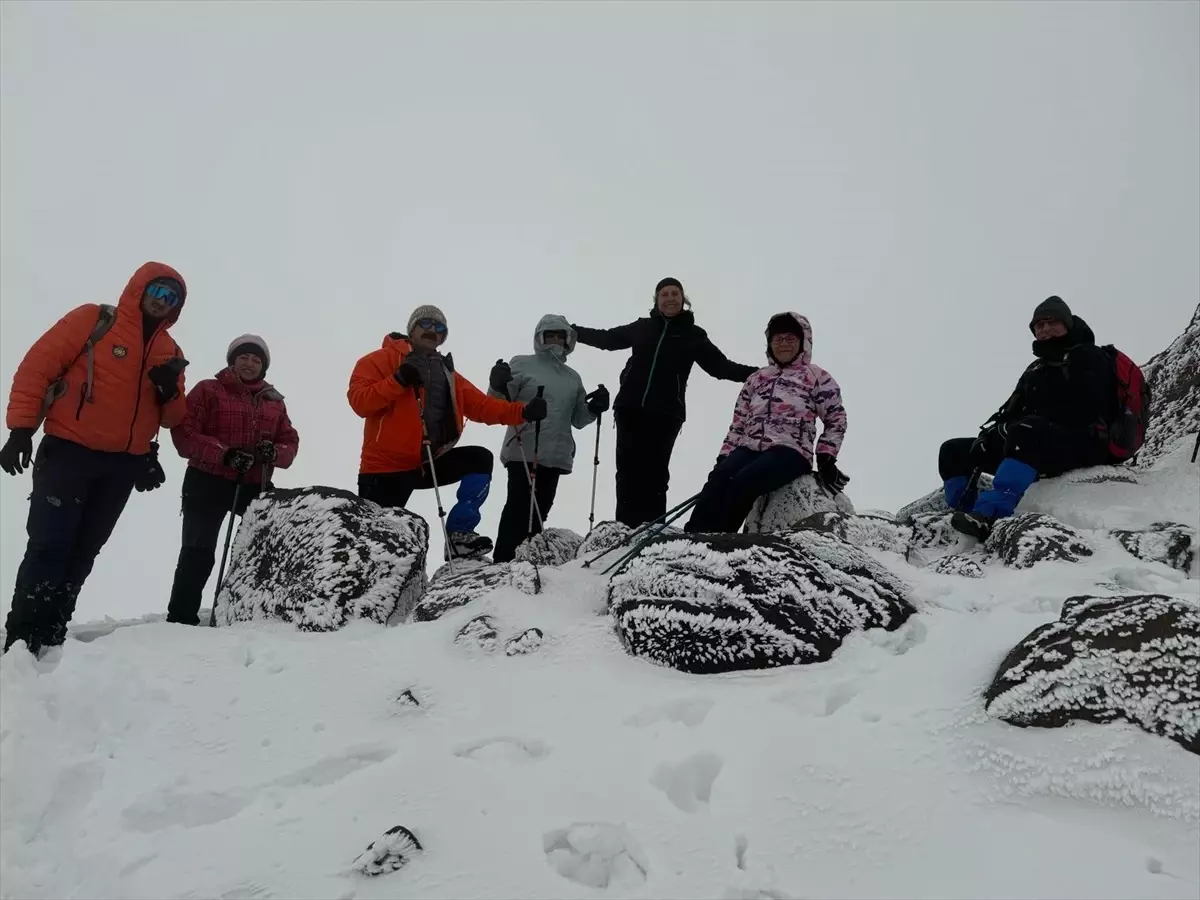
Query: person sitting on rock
[
  {"left": 686, "top": 312, "right": 849, "bottom": 534},
  {"left": 348, "top": 305, "right": 546, "bottom": 560},
  {"left": 939, "top": 296, "right": 1115, "bottom": 540},
  {"left": 487, "top": 314, "right": 610, "bottom": 563},
  {"left": 166, "top": 335, "right": 300, "bottom": 625}
]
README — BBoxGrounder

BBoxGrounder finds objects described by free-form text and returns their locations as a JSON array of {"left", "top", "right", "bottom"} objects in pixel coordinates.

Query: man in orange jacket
[
  {"left": 348, "top": 305, "right": 546, "bottom": 560},
  {"left": 0, "top": 262, "right": 189, "bottom": 656}
]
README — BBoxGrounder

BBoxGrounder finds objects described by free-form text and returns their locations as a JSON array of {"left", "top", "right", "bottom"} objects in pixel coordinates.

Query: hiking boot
[
  {"left": 446, "top": 531, "right": 493, "bottom": 561},
  {"left": 951, "top": 510, "right": 995, "bottom": 541}
]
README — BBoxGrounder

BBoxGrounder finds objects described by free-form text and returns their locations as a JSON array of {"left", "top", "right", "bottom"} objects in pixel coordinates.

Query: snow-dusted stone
[
  {"left": 985, "top": 513, "right": 1093, "bottom": 569},
  {"left": 577, "top": 521, "right": 631, "bottom": 561},
  {"left": 894, "top": 475, "right": 994, "bottom": 524},
  {"left": 1112, "top": 522, "right": 1196, "bottom": 574},
  {"left": 609, "top": 531, "right": 914, "bottom": 674},
  {"left": 505, "top": 627, "right": 545, "bottom": 656},
  {"left": 352, "top": 825, "right": 423, "bottom": 875},
  {"left": 908, "top": 513, "right": 976, "bottom": 562},
  {"left": 413, "top": 561, "right": 540, "bottom": 622},
  {"left": 455, "top": 615, "right": 499, "bottom": 651},
  {"left": 984, "top": 594, "right": 1200, "bottom": 754},
  {"left": 743, "top": 475, "right": 854, "bottom": 534},
  {"left": 795, "top": 511, "right": 911, "bottom": 555},
  {"left": 1139, "top": 302, "right": 1199, "bottom": 468},
  {"left": 516, "top": 527, "right": 584, "bottom": 567},
  {"left": 928, "top": 555, "right": 985, "bottom": 578},
  {"left": 214, "top": 486, "right": 428, "bottom": 631}
]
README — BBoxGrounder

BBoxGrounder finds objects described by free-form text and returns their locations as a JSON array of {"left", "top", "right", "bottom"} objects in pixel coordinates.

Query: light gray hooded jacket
[{"left": 490, "top": 314, "right": 597, "bottom": 473}]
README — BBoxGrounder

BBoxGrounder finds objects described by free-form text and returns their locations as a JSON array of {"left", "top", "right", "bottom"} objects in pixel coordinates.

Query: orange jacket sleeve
[
  {"left": 6, "top": 304, "right": 99, "bottom": 431},
  {"left": 457, "top": 373, "right": 526, "bottom": 427},
  {"left": 348, "top": 349, "right": 407, "bottom": 418}
]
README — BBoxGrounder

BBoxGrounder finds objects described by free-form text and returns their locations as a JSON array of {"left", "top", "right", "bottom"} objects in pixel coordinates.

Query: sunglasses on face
[
  {"left": 416, "top": 318, "right": 447, "bottom": 335},
  {"left": 145, "top": 283, "right": 182, "bottom": 307}
]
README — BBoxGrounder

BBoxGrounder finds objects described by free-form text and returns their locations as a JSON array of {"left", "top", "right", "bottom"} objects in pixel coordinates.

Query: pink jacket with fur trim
[{"left": 719, "top": 312, "right": 847, "bottom": 465}]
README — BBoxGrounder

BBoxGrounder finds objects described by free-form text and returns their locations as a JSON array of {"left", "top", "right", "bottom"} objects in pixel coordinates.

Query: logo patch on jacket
[{"left": 112, "top": 346, "right": 128, "bottom": 358}]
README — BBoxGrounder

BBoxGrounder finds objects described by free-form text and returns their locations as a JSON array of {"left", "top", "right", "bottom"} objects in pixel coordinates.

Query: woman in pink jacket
[{"left": 686, "top": 312, "right": 850, "bottom": 533}]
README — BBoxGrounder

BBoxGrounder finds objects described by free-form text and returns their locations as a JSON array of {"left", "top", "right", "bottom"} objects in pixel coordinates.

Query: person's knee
[
  {"left": 938, "top": 438, "right": 972, "bottom": 479},
  {"left": 464, "top": 445, "right": 494, "bottom": 474}
]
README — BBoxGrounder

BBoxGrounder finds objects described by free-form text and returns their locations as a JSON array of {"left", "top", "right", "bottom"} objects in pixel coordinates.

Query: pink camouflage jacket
[{"left": 719, "top": 312, "right": 847, "bottom": 465}]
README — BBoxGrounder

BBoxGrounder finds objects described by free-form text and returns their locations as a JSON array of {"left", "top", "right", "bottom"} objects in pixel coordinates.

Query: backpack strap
[{"left": 39, "top": 304, "right": 118, "bottom": 423}]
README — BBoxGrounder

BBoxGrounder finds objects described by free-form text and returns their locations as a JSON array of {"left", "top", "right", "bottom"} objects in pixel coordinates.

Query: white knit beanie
[
  {"left": 406, "top": 305, "right": 448, "bottom": 338},
  {"left": 226, "top": 334, "right": 271, "bottom": 374}
]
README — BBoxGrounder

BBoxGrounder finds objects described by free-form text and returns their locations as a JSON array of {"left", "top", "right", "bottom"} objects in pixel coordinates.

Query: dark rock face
[
  {"left": 985, "top": 513, "right": 1093, "bottom": 569},
  {"left": 413, "top": 561, "right": 540, "bottom": 622},
  {"left": 1113, "top": 523, "right": 1196, "bottom": 574},
  {"left": 516, "top": 528, "right": 584, "bottom": 567},
  {"left": 608, "top": 531, "right": 914, "bottom": 675},
  {"left": 985, "top": 594, "right": 1200, "bottom": 754},
  {"left": 795, "top": 511, "right": 911, "bottom": 555},
  {"left": 1139, "top": 302, "right": 1199, "bottom": 467},
  {"left": 215, "top": 486, "right": 428, "bottom": 631}
]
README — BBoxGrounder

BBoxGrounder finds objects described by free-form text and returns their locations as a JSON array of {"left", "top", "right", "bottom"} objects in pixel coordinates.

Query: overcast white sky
[{"left": 1, "top": 0, "right": 1197, "bottom": 622}]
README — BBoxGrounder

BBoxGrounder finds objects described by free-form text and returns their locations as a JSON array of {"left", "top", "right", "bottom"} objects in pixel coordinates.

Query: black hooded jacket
[
  {"left": 573, "top": 308, "right": 755, "bottom": 421},
  {"left": 1001, "top": 316, "right": 1114, "bottom": 430}
]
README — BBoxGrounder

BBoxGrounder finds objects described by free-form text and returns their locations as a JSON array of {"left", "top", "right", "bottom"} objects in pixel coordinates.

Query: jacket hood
[
  {"left": 118, "top": 261, "right": 187, "bottom": 325},
  {"left": 383, "top": 332, "right": 412, "bottom": 351},
  {"left": 534, "top": 313, "right": 576, "bottom": 357},
  {"left": 1066, "top": 315, "right": 1096, "bottom": 346},
  {"left": 765, "top": 311, "right": 813, "bottom": 367}
]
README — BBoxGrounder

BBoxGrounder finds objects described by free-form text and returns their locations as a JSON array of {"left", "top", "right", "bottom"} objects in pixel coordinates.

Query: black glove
[
  {"left": 585, "top": 384, "right": 610, "bottom": 416},
  {"left": 135, "top": 441, "right": 166, "bottom": 492},
  {"left": 489, "top": 359, "right": 513, "bottom": 395},
  {"left": 0, "top": 428, "right": 34, "bottom": 476},
  {"left": 522, "top": 395, "right": 547, "bottom": 423},
  {"left": 148, "top": 358, "right": 188, "bottom": 405},
  {"left": 394, "top": 362, "right": 423, "bottom": 389},
  {"left": 223, "top": 447, "right": 255, "bottom": 475},
  {"left": 255, "top": 439, "right": 277, "bottom": 464},
  {"left": 816, "top": 453, "right": 850, "bottom": 493}
]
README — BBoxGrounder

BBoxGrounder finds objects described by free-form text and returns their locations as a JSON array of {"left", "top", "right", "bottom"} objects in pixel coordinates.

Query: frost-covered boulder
[
  {"left": 516, "top": 527, "right": 584, "bottom": 567},
  {"left": 1139, "top": 302, "right": 1199, "bottom": 468},
  {"left": 794, "top": 511, "right": 911, "bottom": 555},
  {"left": 609, "top": 531, "right": 914, "bottom": 674},
  {"left": 577, "top": 521, "right": 631, "bottom": 560},
  {"left": 985, "top": 513, "right": 1093, "bottom": 569},
  {"left": 352, "top": 825, "right": 423, "bottom": 875},
  {"left": 984, "top": 594, "right": 1200, "bottom": 754},
  {"left": 413, "top": 560, "right": 541, "bottom": 622},
  {"left": 744, "top": 475, "right": 854, "bottom": 534},
  {"left": 928, "top": 555, "right": 985, "bottom": 578},
  {"left": 895, "top": 476, "right": 993, "bottom": 524},
  {"left": 1112, "top": 522, "right": 1196, "bottom": 574},
  {"left": 214, "top": 486, "right": 428, "bottom": 631}
]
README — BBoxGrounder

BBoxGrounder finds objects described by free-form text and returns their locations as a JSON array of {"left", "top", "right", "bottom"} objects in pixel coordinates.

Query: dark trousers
[
  {"left": 613, "top": 408, "right": 683, "bottom": 529},
  {"left": 4, "top": 436, "right": 139, "bottom": 653},
  {"left": 358, "top": 445, "right": 494, "bottom": 534},
  {"left": 492, "top": 461, "right": 565, "bottom": 563},
  {"left": 938, "top": 415, "right": 1108, "bottom": 483},
  {"left": 686, "top": 445, "right": 812, "bottom": 534},
  {"left": 166, "top": 468, "right": 263, "bottom": 626}
]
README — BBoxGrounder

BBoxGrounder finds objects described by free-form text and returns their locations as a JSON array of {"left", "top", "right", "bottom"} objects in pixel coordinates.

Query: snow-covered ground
[{"left": 1, "top": 435, "right": 1197, "bottom": 900}]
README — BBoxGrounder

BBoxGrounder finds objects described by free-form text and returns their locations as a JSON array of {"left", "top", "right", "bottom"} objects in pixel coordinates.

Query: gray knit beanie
[{"left": 407, "top": 305, "right": 448, "bottom": 338}]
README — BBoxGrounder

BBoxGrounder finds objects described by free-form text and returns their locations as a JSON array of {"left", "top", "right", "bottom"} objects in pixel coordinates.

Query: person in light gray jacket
[{"left": 487, "top": 314, "right": 609, "bottom": 561}]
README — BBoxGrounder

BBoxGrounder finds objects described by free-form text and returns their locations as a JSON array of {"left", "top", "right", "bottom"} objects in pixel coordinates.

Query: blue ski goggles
[
  {"left": 414, "top": 318, "right": 447, "bottom": 335},
  {"left": 145, "top": 282, "right": 183, "bottom": 307}
]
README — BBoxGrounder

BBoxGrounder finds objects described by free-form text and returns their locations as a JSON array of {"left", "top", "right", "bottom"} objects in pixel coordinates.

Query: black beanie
[
  {"left": 655, "top": 277, "right": 684, "bottom": 296},
  {"left": 1030, "top": 296, "right": 1073, "bottom": 333}
]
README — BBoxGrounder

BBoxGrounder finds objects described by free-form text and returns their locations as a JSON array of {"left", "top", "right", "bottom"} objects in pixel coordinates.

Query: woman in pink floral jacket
[{"left": 686, "top": 312, "right": 849, "bottom": 533}]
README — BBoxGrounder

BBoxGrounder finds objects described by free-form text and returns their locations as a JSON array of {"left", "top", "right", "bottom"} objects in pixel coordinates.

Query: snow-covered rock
[
  {"left": 577, "top": 520, "right": 631, "bottom": 560},
  {"left": 352, "top": 825, "right": 423, "bottom": 876},
  {"left": 413, "top": 560, "right": 541, "bottom": 622},
  {"left": 985, "top": 594, "right": 1200, "bottom": 754},
  {"left": 743, "top": 474, "right": 855, "bottom": 534},
  {"left": 907, "top": 513, "right": 975, "bottom": 565},
  {"left": 1138, "top": 302, "right": 1199, "bottom": 468},
  {"left": 927, "top": 555, "right": 985, "bottom": 578},
  {"left": 609, "top": 531, "right": 914, "bottom": 674},
  {"left": 895, "top": 475, "right": 993, "bottom": 524},
  {"left": 984, "top": 513, "right": 1093, "bottom": 569},
  {"left": 515, "top": 527, "right": 584, "bottom": 567},
  {"left": 214, "top": 486, "right": 428, "bottom": 631},
  {"left": 1112, "top": 522, "right": 1196, "bottom": 575},
  {"left": 794, "top": 511, "right": 911, "bottom": 555}
]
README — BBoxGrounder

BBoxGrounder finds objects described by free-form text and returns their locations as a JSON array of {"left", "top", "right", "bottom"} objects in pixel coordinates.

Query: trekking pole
[
  {"left": 507, "top": 429, "right": 546, "bottom": 531},
  {"left": 528, "top": 385, "right": 545, "bottom": 535},
  {"left": 1191, "top": 430, "right": 1199, "bottom": 464},
  {"left": 209, "top": 477, "right": 243, "bottom": 627},
  {"left": 417, "top": 388, "right": 455, "bottom": 575},
  {"left": 582, "top": 492, "right": 701, "bottom": 569},
  {"left": 600, "top": 494, "right": 701, "bottom": 577},
  {"left": 588, "top": 403, "right": 603, "bottom": 536}
]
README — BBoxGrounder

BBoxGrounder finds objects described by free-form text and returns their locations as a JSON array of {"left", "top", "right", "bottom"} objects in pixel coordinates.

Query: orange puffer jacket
[
  {"left": 5, "top": 262, "right": 189, "bottom": 455},
  {"left": 349, "top": 333, "right": 527, "bottom": 475}
]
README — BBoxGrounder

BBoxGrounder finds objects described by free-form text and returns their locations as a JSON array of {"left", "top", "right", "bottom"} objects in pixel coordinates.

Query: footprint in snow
[
  {"left": 274, "top": 743, "right": 396, "bottom": 788},
  {"left": 625, "top": 697, "right": 715, "bottom": 729},
  {"left": 453, "top": 737, "right": 550, "bottom": 763},
  {"left": 649, "top": 751, "right": 724, "bottom": 814},
  {"left": 543, "top": 822, "right": 648, "bottom": 890}
]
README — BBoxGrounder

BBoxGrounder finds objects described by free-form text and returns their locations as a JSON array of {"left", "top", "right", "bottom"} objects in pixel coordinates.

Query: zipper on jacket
[
  {"left": 125, "top": 329, "right": 159, "bottom": 452},
  {"left": 641, "top": 319, "right": 670, "bottom": 407}
]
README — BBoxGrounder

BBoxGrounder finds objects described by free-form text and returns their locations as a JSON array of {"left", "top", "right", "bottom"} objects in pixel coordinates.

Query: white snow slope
[{"left": 1, "top": 439, "right": 1198, "bottom": 900}]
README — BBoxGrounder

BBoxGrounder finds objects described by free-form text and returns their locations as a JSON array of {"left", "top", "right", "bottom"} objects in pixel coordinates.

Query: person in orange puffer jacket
[
  {"left": 348, "top": 305, "right": 546, "bottom": 561},
  {"left": 0, "top": 262, "right": 189, "bottom": 656}
]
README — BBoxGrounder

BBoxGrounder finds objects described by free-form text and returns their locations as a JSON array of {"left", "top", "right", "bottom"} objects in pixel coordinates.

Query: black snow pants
[
  {"left": 686, "top": 445, "right": 812, "bottom": 534},
  {"left": 613, "top": 408, "right": 683, "bottom": 529},
  {"left": 492, "top": 461, "right": 565, "bottom": 563}
]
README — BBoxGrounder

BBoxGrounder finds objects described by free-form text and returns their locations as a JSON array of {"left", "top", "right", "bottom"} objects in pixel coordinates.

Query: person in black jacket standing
[
  {"left": 572, "top": 277, "right": 756, "bottom": 528},
  {"left": 938, "top": 295, "right": 1116, "bottom": 540}
]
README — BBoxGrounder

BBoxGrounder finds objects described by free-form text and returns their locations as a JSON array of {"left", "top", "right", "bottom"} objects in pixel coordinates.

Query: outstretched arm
[
  {"left": 459, "top": 374, "right": 527, "bottom": 427},
  {"left": 572, "top": 321, "right": 638, "bottom": 352},
  {"left": 694, "top": 331, "right": 757, "bottom": 383}
]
